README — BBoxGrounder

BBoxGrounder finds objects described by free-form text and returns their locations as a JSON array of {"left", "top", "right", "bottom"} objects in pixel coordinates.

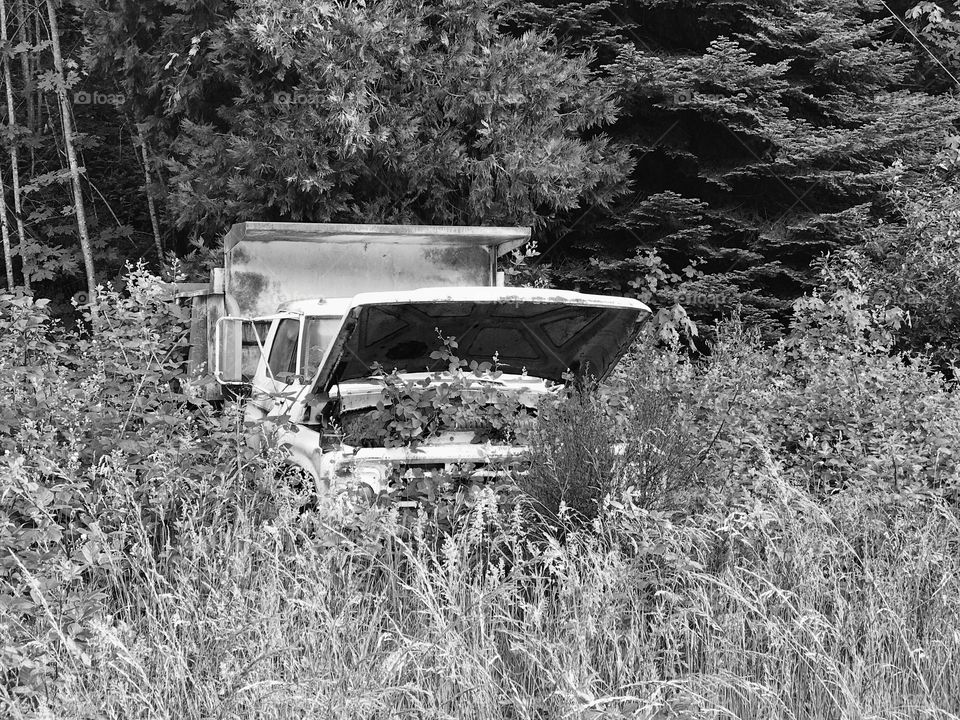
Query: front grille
[
  {"left": 387, "top": 460, "right": 526, "bottom": 508},
  {"left": 393, "top": 460, "right": 523, "bottom": 481}
]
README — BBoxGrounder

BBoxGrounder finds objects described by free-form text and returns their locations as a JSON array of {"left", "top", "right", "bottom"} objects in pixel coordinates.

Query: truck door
[{"left": 247, "top": 316, "right": 307, "bottom": 420}]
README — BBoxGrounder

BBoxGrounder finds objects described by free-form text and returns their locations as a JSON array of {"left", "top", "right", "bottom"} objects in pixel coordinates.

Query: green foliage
[
  {"left": 333, "top": 331, "right": 533, "bottom": 530},
  {"left": 339, "top": 331, "right": 531, "bottom": 449},
  {"left": 520, "top": 372, "right": 707, "bottom": 523},
  {"left": 5, "top": 451, "right": 960, "bottom": 717},
  {"left": 907, "top": 1, "right": 960, "bottom": 88},
  {"left": 16, "top": 0, "right": 958, "bottom": 345},
  {"left": 828, "top": 176, "right": 960, "bottom": 373},
  {"left": 146, "top": 0, "right": 631, "bottom": 237},
  {"left": 689, "top": 298, "right": 960, "bottom": 497},
  {"left": 0, "top": 0, "right": 163, "bottom": 295},
  {"left": 0, "top": 266, "right": 299, "bottom": 698}
]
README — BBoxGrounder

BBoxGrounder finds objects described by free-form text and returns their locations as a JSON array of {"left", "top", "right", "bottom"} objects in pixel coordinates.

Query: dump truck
[{"left": 176, "top": 222, "right": 651, "bottom": 495}]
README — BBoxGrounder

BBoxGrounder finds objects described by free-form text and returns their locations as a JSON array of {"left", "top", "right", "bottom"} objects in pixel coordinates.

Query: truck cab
[
  {"left": 237, "top": 299, "right": 350, "bottom": 484},
  {"left": 243, "top": 300, "right": 349, "bottom": 417}
]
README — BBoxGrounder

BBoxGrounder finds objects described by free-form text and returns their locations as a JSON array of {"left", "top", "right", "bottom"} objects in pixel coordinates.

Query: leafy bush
[
  {"left": 832, "top": 181, "right": 960, "bottom": 373},
  {"left": 0, "top": 266, "right": 299, "bottom": 702},
  {"left": 351, "top": 332, "right": 529, "bottom": 449},
  {"left": 520, "top": 361, "right": 710, "bottom": 523}
]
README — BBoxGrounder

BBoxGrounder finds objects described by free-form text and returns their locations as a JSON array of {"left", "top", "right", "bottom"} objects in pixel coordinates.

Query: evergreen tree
[{"left": 516, "top": 0, "right": 960, "bottom": 335}]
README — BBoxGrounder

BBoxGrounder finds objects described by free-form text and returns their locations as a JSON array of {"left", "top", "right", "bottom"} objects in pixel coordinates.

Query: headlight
[{"left": 353, "top": 463, "right": 388, "bottom": 494}]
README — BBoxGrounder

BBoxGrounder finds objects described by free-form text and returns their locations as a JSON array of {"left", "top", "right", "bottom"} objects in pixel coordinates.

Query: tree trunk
[
  {"left": 135, "top": 123, "right": 163, "bottom": 261},
  {"left": 34, "top": 7, "right": 40, "bottom": 137},
  {"left": 15, "top": 0, "right": 32, "bottom": 132},
  {"left": 0, "top": 162, "right": 13, "bottom": 288},
  {"left": 44, "top": 0, "right": 96, "bottom": 303},
  {"left": 2, "top": 0, "right": 30, "bottom": 291}
]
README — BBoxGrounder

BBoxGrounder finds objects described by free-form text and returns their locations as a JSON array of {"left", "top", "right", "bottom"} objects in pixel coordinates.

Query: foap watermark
[
  {"left": 73, "top": 90, "right": 125, "bottom": 106},
  {"left": 272, "top": 91, "right": 323, "bottom": 106},
  {"left": 675, "top": 291, "right": 737, "bottom": 308},
  {"left": 671, "top": 89, "right": 725, "bottom": 106}
]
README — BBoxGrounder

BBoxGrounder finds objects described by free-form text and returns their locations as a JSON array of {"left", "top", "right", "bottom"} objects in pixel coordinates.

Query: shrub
[
  {"left": 659, "top": 290, "right": 960, "bottom": 499},
  {"left": 520, "top": 354, "right": 710, "bottom": 523},
  {"left": 0, "top": 266, "right": 299, "bottom": 704},
  {"left": 838, "top": 180, "right": 960, "bottom": 373},
  {"left": 519, "top": 385, "right": 624, "bottom": 521},
  {"left": 352, "top": 331, "right": 527, "bottom": 449}
]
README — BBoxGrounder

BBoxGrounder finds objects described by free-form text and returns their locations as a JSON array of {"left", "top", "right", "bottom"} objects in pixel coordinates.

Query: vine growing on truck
[{"left": 348, "top": 331, "right": 533, "bottom": 449}]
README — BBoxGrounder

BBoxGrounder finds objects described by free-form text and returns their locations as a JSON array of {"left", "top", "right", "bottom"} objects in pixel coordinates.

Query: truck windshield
[{"left": 301, "top": 316, "right": 341, "bottom": 379}]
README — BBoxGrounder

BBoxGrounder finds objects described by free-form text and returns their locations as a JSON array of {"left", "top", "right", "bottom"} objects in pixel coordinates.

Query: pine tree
[{"left": 516, "top": 0, "right": 960, "bottom": 334}]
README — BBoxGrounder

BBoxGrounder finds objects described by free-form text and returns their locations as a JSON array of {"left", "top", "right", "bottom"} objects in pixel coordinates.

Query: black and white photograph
[{"left": 2, "top": 0, "right": 960, "bottom": 717}]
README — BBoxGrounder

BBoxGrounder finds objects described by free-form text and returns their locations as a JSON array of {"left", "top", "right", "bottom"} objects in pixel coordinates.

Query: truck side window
[{"left": 268, "top": 318, "right": 300, "bottom": 381}]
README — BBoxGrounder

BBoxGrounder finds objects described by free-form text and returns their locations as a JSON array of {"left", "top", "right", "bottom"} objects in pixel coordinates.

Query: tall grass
[{"left": 6, "top": 451, "right": 959, "bottom": 719}]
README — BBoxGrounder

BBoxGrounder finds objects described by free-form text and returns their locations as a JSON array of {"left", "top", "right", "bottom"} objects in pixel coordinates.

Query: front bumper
[{"left": 317, "top": 442, "right": 529, "bottom": 495}]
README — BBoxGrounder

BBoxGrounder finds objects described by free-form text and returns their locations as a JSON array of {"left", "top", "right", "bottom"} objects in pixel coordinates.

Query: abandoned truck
[{"left": 175, "top": 222, "right": 650, "bottom": 495}]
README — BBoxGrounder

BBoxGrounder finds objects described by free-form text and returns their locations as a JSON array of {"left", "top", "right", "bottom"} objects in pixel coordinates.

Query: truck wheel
[{"left": 277, "top": 463, "right": 320, "bottom": 510}]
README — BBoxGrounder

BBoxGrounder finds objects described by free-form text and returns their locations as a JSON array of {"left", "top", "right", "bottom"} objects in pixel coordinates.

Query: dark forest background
[{"left": 3, "top": 0, "right": 960, "bottom": 362}]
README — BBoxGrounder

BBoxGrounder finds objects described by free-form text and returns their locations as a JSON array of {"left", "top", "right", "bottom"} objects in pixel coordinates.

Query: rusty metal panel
[
  {"left": 222, "top": 222, "right": 530, "bottom": 317},
  {"left": 182, "top": 293, "right": 227, "bottom": 400}
]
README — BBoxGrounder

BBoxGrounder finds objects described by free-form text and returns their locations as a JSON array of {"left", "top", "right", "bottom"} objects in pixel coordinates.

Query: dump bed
[
  {"left": 175, "top": 222, "right": 532, "bottom": 398},
  {"left": 223, "top": 222, "right": 530, "bottom": 317}
]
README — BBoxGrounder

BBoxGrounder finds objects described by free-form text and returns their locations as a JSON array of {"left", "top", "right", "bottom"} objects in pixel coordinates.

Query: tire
[{"left": 276, "top": 463, "right": 322, "bottom": 510}]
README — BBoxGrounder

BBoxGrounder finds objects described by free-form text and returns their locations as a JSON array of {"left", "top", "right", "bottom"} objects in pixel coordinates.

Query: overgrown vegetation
[
  {"left": 355, "top": 332, "right": 530, "bottom": 448},
  {"left": 2, "top": 267, "right": 959, "bottom": 718}
]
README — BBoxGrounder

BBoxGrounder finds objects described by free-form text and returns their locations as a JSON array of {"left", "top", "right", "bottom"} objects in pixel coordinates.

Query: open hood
[{"left": 311, "top": 287, "right": 650, "bottom": 391}]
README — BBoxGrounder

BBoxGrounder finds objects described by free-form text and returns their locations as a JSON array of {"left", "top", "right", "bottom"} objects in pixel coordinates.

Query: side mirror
[{"left": 214, "top": 316, "right": 248, "bottom": 384}]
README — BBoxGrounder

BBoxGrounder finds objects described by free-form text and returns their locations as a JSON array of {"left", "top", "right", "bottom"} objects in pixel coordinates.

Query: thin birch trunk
[
  {"left": 135, "top": 123, "right": 163, "bottom": 260},
  {"left": 32, "top": 5, "right": 39, "bottom": 173},
  {"left": 0, "top": 162, "right": 13, "bottom": 287},
  {"left": 44, "top": 0, "right": 95, "bottom": 303},
  {"left": 2, "top": 0, "right": 30, "bottom": 291}
]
